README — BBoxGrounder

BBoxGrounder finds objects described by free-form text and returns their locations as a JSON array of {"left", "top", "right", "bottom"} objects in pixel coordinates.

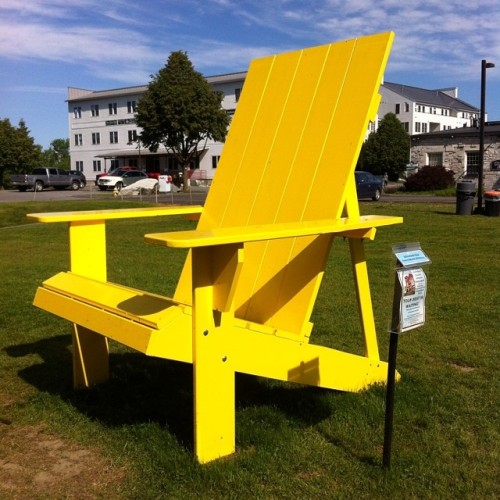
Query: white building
[
  {"left": 67, "top": 72, "right": 246, "bottom": 182},
  {"left": 379, "top": 82, "right": 479, "bottom": 134},
  {"left": 68, "top": 75, "right": 480, "bottom": 183}
]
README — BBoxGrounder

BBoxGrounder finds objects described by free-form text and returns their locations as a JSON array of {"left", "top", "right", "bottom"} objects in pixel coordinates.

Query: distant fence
[{"left": 189, "top": 169, "right": 207, "bottom": 180}]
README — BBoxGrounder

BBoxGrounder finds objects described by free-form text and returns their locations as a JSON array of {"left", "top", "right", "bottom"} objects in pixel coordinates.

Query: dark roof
[
  {"left": 383, "top": 81, "right": 478, "bottom": 112},
  {"left": 68, "top": 72, "right": 247, "bottom": 102}
]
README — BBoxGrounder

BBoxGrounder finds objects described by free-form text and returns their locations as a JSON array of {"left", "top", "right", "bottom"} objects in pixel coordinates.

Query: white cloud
[
  {"left": 0, "top": 0, "right": 99, "bottom": 19},
  {"left": 1, "top": 22, "right": 153, "bottom": 60},
  {"left": 1, "top": 0, "right": 499, "bottom": 86}
]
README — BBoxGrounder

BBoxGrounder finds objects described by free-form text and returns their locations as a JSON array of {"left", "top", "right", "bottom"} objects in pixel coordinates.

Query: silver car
[{"left": 97, "top": 170, "right": 148, "bottom": 191}]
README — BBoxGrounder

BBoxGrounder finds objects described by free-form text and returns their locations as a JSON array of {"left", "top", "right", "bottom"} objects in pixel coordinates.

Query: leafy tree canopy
[
  {"left": 42, "top": 138, "right": 70, "bottom": 169},
  {"left": 0, "top": 118, "right": 42, "bottom": 189},
  {"left": 358, "top": 113, "right": 410, "bottom": 181},
  {"left": 136, "top": 51, "right": 230, "bottom": 190}
]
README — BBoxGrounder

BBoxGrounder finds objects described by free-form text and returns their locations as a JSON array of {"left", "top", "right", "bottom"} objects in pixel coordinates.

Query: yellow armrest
[
  {"left": 27, "top": 205, "right": 204, "bottom": 281},
  {"left": 145, "top": 215, "right": 403, "bottom": 249},
  {"left": 27, "top": 205, "right": 203, "bottom": 223}
]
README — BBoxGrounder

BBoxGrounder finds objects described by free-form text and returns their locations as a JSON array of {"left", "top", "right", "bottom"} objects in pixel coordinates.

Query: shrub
[{"left": 404, "top": 166, "right": 455, "bottom": 192}]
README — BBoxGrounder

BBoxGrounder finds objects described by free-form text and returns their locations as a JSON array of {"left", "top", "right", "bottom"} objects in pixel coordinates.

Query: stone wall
[{"left": 410, "top": 132, "right": 500, "bottom": 190}]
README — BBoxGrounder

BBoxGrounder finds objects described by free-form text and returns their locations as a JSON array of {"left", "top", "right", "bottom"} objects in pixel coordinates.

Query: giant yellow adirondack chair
[{"left": 29, "top": 32, "right": 402, "bottom": 463}]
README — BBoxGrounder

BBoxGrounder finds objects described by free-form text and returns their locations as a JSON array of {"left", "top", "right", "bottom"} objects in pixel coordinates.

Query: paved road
[{"left": 0, "top": 186, "right": 455, "bottom": 205}]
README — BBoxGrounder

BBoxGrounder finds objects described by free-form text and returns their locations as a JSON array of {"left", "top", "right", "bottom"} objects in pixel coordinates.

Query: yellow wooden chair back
[{"left": 174, "top": 32, "right": 394, "bottom": 337}]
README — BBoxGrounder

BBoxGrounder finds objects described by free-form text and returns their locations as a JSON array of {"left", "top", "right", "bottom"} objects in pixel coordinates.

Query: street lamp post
[{"left": 478, "top": 59, "right": 495, "bottom": 213}]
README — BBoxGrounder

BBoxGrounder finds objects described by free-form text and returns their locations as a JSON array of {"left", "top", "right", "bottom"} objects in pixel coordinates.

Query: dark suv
[{"left": 69, "top": 170, "right": 87, "bottom": 188}]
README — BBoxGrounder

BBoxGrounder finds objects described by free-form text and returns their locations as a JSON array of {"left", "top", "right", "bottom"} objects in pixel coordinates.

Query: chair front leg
[
  {"left": 191, "top": 246, "right": 237, "bottom": 463},
  {"left": 69, "top": 220, "right": 110, "bottom": 387}
]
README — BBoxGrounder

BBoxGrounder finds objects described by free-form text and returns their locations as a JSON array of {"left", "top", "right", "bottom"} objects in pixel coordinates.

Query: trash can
[
  {"left": 484, "top": 190, "right": 500, "bottom": 217},
  {"left": 455, "top": 180, "right": 476, "bottom": 215},
  {"left": 158, "top": 175, "right": 172, "bottom": 193}
]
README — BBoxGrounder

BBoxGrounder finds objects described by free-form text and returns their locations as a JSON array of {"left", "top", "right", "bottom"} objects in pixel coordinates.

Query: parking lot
[
  {"left": 0, "top": 185, "right": 455, "bottom": 205},
  {"left": 0, "top": 186, "right": 209, "bottom": 205}
]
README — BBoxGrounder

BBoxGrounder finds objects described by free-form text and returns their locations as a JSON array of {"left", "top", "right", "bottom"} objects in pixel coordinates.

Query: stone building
[{"left": 409, "top": 122, "right": 500, "bottom": 190}]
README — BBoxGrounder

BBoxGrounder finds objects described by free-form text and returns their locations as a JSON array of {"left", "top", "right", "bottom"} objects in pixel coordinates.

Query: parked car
[
  {"left": 355, "top": 171, "right": 383, "bottom": 201},
  {"left": 97, "top": 169, "right": 148, "bottom": 191},
  {"left": 10, "top": 167, "right": 82, "bottom": 192},
  {"left": 69, "top": 170, "right": 86, "bottom": 189},
  {"left": 95, "top": 166, "right": 135, "bottom": 185}
]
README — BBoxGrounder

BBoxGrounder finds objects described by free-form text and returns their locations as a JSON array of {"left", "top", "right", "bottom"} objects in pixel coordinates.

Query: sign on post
[
  {"left": 392, "top": 244, "right": 431, "bottom": 334},
  {"left": 383, "top": 242, "right": 431, "bottom": 469}
]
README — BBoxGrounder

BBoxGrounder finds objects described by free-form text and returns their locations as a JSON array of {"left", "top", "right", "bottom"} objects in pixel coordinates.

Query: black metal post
[
  {"left": 383, "top": 329, "right": 399, "bottom": 469},
  {"left": 478, "top": 60, "right": 495, "bottom": 213}
]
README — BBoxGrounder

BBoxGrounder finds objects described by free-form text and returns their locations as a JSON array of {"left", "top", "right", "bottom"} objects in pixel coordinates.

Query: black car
[
  {"left": 355, "top": 171, "right": 383, "bottom": 201},
  {"left": 69, "top": 170, "right": 87, "bottom": 189}
]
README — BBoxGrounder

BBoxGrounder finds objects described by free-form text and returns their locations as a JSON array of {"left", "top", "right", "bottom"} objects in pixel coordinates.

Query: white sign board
[
  {"left": 391, "top": 242, "right": 430, "bottom": 334},
  {"left": 397, "top": 267, "right": 427, "bottom": 332}
]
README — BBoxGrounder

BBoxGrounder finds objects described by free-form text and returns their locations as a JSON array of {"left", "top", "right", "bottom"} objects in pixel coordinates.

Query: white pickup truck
[{"left": 10, "top": 167, "right": 82, "bottom": 192}]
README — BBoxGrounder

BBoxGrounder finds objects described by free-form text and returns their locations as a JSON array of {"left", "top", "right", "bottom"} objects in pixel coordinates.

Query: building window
[
  {"left": 110, "top": 159, "right": 120, "bottom": 169},
  {"left": 127, "top": 101, "right": 136, "bottom": 113},
  {"left": 427, "top": 153, "right": 443, "bottom": 166},
  {"left": 91, "top": 104, "right": 99, "bottom": 117},
  {"left": 235, "top": 88, "right": 241, "bottom": 102},
  {"left": 93, "top": 160, "right": 102, "bottom": 172},
  {"left": 92, "top": 132, "right": 101, "bottom": 145},
  {"left": 403, "top": 122, "right": 409, "bottom": 132},
  {"left": 108, "top": 103, "right": 117, "bottom": 115},
  {"left": 405, "top": 102, "right": 410, "bottom": 112},
  {"left": 128, "top": 130, "right": 138, "bottom": 143},
  {"left": 167, "top": 157, "right": 178, "bottom": 170},
  {"left": 110, "top": 131, "right": 118, "bottom": 144},
  {"left": 422, "top": 123, "right": 428, "bottom": 133},
  {"left": 74, "top": 134, "right": 83, "bottom": 146},
  {"left": 415, "top": 122, "right": 421, "bottom": 133},
  {"left": 466, "top": 151, "right": 479, "bottom": 175},
  {"left": 73, "top": 107, "right": 82, "bottom": 119},
  {"left": 395, "top": 103, "right": 400, "bottom": 114},
  {"left": 212, "top": 155, "right": 221, "bottom": 169},
  {"left": 75, "top": 161, "right": 83, "bottom": 171}
]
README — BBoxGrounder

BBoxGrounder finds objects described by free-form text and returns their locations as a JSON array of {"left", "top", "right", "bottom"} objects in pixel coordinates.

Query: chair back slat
[{"left": 175, "top": 32, "right": 394, "bottom": 335}]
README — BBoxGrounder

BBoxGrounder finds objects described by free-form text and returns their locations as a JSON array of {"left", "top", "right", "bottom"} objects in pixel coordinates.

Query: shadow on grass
[
  {"left": 4, "top": 334, "right": 333, "bottom": 452},
  {"left": 432, "top": 210, "right": 458, "bottom": 216}
]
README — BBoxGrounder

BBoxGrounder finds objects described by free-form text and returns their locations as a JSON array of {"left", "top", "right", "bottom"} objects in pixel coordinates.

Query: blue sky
[{"left": 1, "top": 0, "right": 499, "bottom": 149}]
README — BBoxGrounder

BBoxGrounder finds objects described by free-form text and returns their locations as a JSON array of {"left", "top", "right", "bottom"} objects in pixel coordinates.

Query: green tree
[
  {"left": 0, "top": 118, "right": 42, "bottom": 189},
  {"left": 136, "top": 51, "right": 230, "bottom": 191},
  {"left": 42, "top": 138, "right": 70, "bottom": 169},
  {"left": 0, "top": 119, "right": 16, "bottom": 189},
  {"left": 359, "top": 113, "right": 410, "bottom": 180}
]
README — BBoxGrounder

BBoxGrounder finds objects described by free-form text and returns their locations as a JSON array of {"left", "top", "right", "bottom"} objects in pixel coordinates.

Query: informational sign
[
  {"left": 394, "top": 249, "right": 431, "bottom": 267},
  {"left": 397, "top": 267, "right": 427, "bottom": 332},
  {"left": 384, "top": 242, "right": 431, "bottom": 470},
  {"left": 390, "top": 243, "right": 430, "bottom": 334}
]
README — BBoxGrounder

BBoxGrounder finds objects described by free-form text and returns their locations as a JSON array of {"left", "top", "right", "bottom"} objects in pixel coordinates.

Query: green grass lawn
[{"left": 0, "top": 199, "right": 498, "bottom": 498}]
